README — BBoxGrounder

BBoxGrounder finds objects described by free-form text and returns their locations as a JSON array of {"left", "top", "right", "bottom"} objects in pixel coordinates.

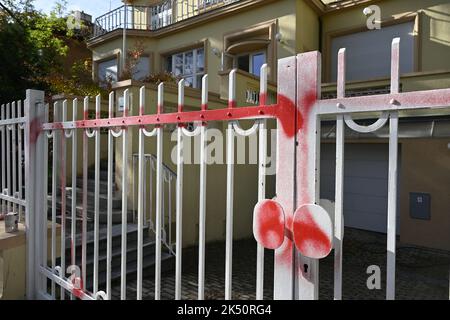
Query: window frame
[
  {"left": 96, "top": 56, "right": 119, "bottom": 85},
  {"left": 233, "top": 50, "right": 267, "bottom": 77},
  {"left": 166, "top": 47, "right": 205, "bottom": 88}
]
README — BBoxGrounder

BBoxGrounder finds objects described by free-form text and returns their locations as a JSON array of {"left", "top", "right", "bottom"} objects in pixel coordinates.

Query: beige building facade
[{"left": 87, "top": 0, "right": 450, "bottom": 250}]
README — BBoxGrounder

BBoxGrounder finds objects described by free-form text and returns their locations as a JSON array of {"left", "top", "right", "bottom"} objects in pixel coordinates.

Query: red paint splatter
[
  {"left": 276, "top": 94, "right": 300, "bottom": 138},
  {"left": 253, "top": 200, "right": 285, "bottom": 250},
  {"left": 297, "top": 91, "right": 317, "bottom": 131},
  {"left": 71, "top": 277, "right": 84, "bottom": 299},
  {"left": 293, "top": 208, "right": 332, "bottom": 259}
]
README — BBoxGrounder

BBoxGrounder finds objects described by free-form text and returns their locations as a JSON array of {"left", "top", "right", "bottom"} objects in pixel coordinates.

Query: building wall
[
  {"left": 91, "top": 0, "right": 321, "bottom": 95},
  {"left": 400, "top": 138, "right": 450, "bottom": 251},
  {"left": 321, "top": 0, "right": 450, "bottom": 82},
  {"left": 296, "top": 0, "right": 320, "bottom": 53}
]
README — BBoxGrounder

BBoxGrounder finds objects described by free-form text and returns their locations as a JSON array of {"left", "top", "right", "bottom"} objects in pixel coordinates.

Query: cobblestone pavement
[{"left": 111, "top": 228, "right": 450, "bottom": 300}]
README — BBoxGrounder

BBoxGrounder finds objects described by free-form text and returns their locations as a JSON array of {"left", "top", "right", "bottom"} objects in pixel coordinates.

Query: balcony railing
[{"left": 92, "top": 0, "right": 241, "bottom": 39}]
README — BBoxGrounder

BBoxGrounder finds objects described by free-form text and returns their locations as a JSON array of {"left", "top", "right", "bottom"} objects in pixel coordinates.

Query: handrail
[{"left": 131, "top": 153, "right": 176, "bottom": 256}]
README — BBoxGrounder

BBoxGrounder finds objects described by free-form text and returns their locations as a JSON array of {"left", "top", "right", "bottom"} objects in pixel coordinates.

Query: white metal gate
[{"left": 8, "top": 37, "right": 450, "bottom": 300}]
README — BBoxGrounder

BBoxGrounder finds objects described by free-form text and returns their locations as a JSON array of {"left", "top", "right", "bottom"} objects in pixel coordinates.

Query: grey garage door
[{"left": 320, "top": 143, "right": 398, "bottom": 234}]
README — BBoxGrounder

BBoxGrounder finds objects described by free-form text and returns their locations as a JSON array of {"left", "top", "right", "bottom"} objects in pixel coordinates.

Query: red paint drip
[
  {"left": 178, "top": 104, "right": 184, "bottom": 113},
  {"left": 297, "top": 90, "right": 318, "bottom": 205},
  {"left": 297, "top": 91, "right": 317, "bottom": 131},
  {"left": 293, "top": 209, "right": 331, "bottom": 259},
  {"left": 276, "top": 214, "right": 294, "bottom": 265},
  {"left": 228, "top": 100, "right": 237, "bottom": 109},
  {"left": 201, "top": 103, "right": 208, "bottom": 111},
  {"left": 259, "top": 93, "right": 267, "bottom": 106},
  {"left": 253, "top": 200, "right": 285, "bottom": 250}
]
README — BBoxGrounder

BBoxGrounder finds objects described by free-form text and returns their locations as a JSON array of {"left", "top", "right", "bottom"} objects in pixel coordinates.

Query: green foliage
[
  {"left": 42, "top": 58, "right": 106, "bottom": 97},
  {"left": 0, "top": 0, "right": 102, "bottom": 103}
]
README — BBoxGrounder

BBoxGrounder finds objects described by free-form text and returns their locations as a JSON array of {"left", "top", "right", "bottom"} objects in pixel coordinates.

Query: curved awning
[{"left": 226, "top": 39, "right": 270, "bottom": 55}]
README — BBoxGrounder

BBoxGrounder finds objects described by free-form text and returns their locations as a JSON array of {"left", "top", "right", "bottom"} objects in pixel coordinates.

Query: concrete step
[
  {"left": 63, "top": 224, "right": 152, "bottom": 260},
  {"left": 48, "top": 197, "right": 134, "bottom": 224},
  {"left": 75, "top": 178, "right": 117, "bottom": 194},
  {"left": 66, "top": 187, "right": 122, "bottom": 210}
]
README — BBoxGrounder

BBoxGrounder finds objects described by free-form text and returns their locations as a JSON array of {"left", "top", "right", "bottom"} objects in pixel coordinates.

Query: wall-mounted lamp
[
  {"left": 275, "top": 32, "right": 287, "bottom": 45},
  {"left": 363, "top": 7, "right": 374, "bottom": 16},
  {"left": 212, "top": 48, "right": 221, "bottom": 57},
  {"left": 275, "top": 32, "right": 283, "bottom": 42}
]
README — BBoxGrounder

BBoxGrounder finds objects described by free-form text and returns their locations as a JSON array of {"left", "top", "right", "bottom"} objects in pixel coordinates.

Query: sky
[{"left": 33, "top": 0, "right": 124, "bottom": 19}]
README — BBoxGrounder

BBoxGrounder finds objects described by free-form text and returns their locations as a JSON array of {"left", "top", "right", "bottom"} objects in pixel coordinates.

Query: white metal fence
[
  {"left": 4, "top": 38, "right": 450, "bottom": 300},
  {"left": 0, "top": 100, "right": 26, "bottom": 221}
]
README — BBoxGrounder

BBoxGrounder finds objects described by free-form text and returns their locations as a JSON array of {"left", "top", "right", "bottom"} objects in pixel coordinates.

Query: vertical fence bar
[
  {"left": 107, "top": 92, "right": 114, "bottom": 300},
  {"left": 41, "top": 103, "right": 49, "bottom": 294},
  {"left": 60, "top": 100, "right": 68, "bottom": 300},
  {"left": 6, "top": 103, "right": 11, "bottom": 213},
  {"left": 155, "top": 83, "right": 164, "bottom": 300},
  {"left": 93, "top": 95, "right": 101, "bottom": 294},
  {"left": 82, "top": 97, "right": 89, "bottom": 292},
  {"left": 1, "top": 105, "right": 5, "bottom": 216},
  {"left": 71, "top": 99, "right": 78, "bottom": 291},
  {"left": 18, "top": 101, "right": 23, "bottom": 221},
  {"left": 12, "top": 102, "right": 17, "bottom": 214},
  {"left": 25, "top": 89, "right": 45, "bottom": 299},
  {"left": 137, "top": 86, "right": 145, "bottom": 300},
  {"left": 273, "top": 57, "right": 296, "bottom": 300},
  {"left": 175, "top": 79, "right": 185, "bottom": 300},
  {"left": 387, "top": 37, "right": 400, "bottom": 300},
  {"left": 121, "top": 89, "right": 130, "bottom": 300},
  {"left": 256, "top": 64, "right": 268, "bottom": 300},
  {"left": 198, "top": 75, "right": 208, "bottom": 300},
  {"left": 295, "top": 52, "right": 322, "bottom": 300},
  {"left": 334, "top": 48, "right": 346, "bottom": 300},
  {"left": 51, "top": 102, "right": 58, "bottom": 299},
  {"left": 225, "top": 70, "right": 236, "bottom": 300}
]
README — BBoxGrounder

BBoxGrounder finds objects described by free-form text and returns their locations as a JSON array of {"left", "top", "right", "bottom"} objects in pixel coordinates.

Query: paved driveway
[{"left": 112, "top": 228, "right": 450, "bottom": 300}]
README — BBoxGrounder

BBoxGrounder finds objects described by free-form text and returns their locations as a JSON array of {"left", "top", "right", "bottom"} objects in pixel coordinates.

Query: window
[
  {"left": 98, "top": 58, "right": 118, "bottom": 84},
  {"left": 166, "top": 48, "right": 205, "bottom": 88},
  {"left": 234, "top": 52, "right": 266, "bottom": 77},
  {"left": 330, "top": 21, "right": 415, "bottom": 82}
]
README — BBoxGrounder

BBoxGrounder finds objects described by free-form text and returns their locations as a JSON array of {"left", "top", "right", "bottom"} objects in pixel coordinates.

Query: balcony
[{"left": 92, "top": 0, "right": 241, "bottom": 39}]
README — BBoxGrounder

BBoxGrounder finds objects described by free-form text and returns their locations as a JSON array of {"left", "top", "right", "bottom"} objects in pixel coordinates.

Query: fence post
[{"left": 25, "top": 89, "right": 46, "bottom": 300}]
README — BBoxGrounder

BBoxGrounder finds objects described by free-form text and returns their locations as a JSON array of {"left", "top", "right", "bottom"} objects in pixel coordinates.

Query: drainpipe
[{"left": 122, "top": 3, "right": 127, "bottom": 75}]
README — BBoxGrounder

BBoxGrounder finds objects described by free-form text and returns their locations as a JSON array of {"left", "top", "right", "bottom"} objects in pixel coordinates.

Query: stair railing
[{"left": 132, "top": 153, "right": 176, "bottom": 256}]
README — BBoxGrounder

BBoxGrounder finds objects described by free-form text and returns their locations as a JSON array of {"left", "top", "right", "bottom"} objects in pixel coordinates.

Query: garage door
[{"left": 320, "top": 143, "right": 399, "bottom": 234}]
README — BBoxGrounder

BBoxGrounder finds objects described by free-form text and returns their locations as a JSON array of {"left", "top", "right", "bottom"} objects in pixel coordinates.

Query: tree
[{"left": 0, "top": 0, "right": 101, "bottom": 103}]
